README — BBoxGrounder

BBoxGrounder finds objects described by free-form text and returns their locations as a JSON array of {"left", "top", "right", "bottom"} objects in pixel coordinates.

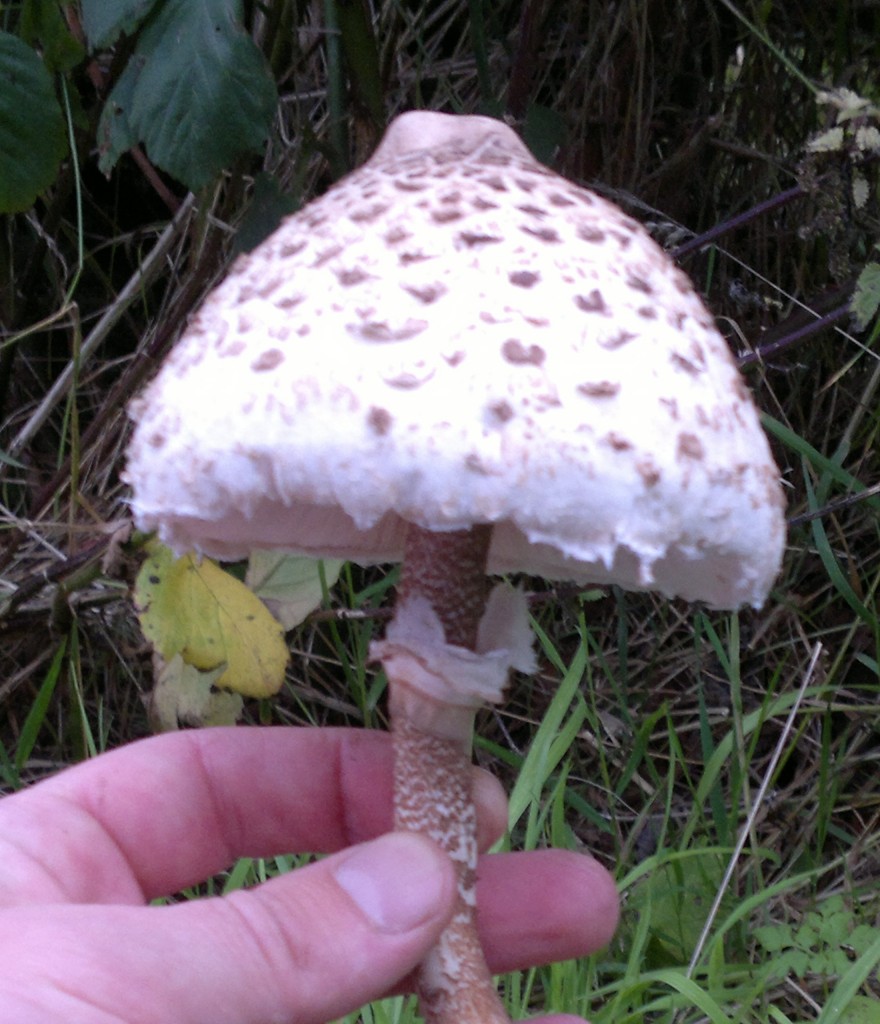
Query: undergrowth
[{"left": 2, "top": 2, "right": 880, "bottom": 1022}]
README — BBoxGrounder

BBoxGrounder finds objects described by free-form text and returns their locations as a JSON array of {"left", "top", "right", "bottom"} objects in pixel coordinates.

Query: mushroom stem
[
  {"left": 393, "top": 715, "right": 509, "bottom": 1024},
  {"left": 398, "top": 523, "right": 492, "bottom": 648},
  {"left": 389, "top": 522, "right": 510, "bottom": 1024}
]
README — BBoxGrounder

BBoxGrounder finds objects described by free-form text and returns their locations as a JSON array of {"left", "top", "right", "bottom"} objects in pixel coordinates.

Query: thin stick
[{"left": 684, "top": 642, "right": 824, "bottom": 980}]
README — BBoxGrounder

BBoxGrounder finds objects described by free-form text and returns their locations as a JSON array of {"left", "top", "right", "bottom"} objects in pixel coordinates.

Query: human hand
[{"left": 0, "top": 727, "right": 618, "bottom": 1024}]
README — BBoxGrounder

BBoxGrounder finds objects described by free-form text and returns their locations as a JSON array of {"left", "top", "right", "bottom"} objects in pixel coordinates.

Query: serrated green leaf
[
  {"left": 755, "top": 924, "right": 788, "bottom": 953},
  {"left": 785, "top": 949, "right": 810, "bottom": 976},
  {"left": 819, "top": 934, "right": 880, "bottom": 1024},
  {"left": 756, "top": 896, "right": 880, "bottom": 984},
  {"left": 855, "top": 125, "right": 880, "bottom": 154},
  {"left": 80, "top": 0, "right": 159, "bottom": 49},
  {"left": 828, "top": 949, "right": 852, "bottom": 975},
  {"left": 246, "top": 551, "right": 342, "bottom": 631},
  {"left": 851, "top": 925, "right": 880, "bottom": 954},
  {"left": 135, "top": 542, "right": 289, "bottom": 698},
  {"left": 852, "top": 262, "right": 880, "bottom": 330},
  {"left": 96, "top": 60, "right": 138, "bottom": 173},
  {"left": 97, "top": 0, "right": 277, "bottom": 188},
  {"left": 817, "top": 87, "right": 868, "bottom": 115},
  {"left": 0, "top": 32, "right": 67, "bottom": 213},
  {"left": 821, "top": 902, "right": 853, "bottom": 944},
  {"left": 852, "top": 174, "right": 870, "bottom": 210}
]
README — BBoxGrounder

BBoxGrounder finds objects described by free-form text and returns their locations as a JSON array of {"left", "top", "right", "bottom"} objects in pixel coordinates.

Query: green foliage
[
  {"left": 839, "top": 996, "right": 880, "bottom": 1024},
  {"left": 506, "top": 634, "right": 587, "bottom": 838},
  {"left": 91, "top": 0, "right": 277, "bottom": 188},
  {"left": 755, "top": 896, "right": 880, "bottom": 980},
  {"left": 818, "top": 937, "right": 880, "bottom": 1024},
  {"left": 1, "top": 0, "right": 280, "bottom": 211},
  {"left": 13, "top": 640, "right": 66, "bottom": 775},
  {"left": 20, "top": 0, "right": 85, "bottom": 72},
  {"left": 336, "top": 0, "right": 384, "bottom": 128},
  {"left": 628, "top": 852, "right": 727, "bottom": 969},
  {"left": 79, "top": 0, "right": 159, "bottom": 49},
  {"left": 232, "top": 172, "right": 298, "bottom": 255},
  {"left": 521, "top": 104, "right": 567, "bottom": 165},
  {"left": 0, "top": 30, "right": 67, "bottom": 213}
]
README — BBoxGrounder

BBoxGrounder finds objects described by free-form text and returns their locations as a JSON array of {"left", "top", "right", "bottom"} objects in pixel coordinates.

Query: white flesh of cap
[{"left": 125, "top": 111, "right": 786, "bottom": 609}]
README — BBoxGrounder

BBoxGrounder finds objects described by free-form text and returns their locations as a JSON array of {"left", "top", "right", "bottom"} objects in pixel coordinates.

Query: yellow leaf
[{"left": 135, "top": 542, "right": 288, "bottom": 697}]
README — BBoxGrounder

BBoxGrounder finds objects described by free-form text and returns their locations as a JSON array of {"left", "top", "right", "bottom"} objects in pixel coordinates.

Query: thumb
[
  {"left": 215, "top": 831, "right": 459, "bottom": 1022},
  {"left": 0, "top": 833, "right": 457, "bottom": 1024}
]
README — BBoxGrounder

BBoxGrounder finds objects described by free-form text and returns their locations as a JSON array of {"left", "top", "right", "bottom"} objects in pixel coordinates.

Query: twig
[
  {"left": 787, "top": 479, "right": 880, "bottom": 526},
  {"left": 0, "top": 539, "right": 108, "bottom": 621},
  {"left": 670, "top": 185, "right": 805, "bottom": 261},
  {"left": 738, "top": 305, "right": 852, "bottom": 367}
]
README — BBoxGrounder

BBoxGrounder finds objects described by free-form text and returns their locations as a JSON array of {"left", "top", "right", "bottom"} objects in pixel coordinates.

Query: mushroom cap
[{"left": 125, "top": 111, "right": 786, "bottom": 609}]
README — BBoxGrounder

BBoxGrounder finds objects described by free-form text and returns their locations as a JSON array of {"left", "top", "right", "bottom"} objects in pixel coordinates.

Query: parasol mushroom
[{"left": 124, "top": 110, "right": 787, "bottom": 1024}]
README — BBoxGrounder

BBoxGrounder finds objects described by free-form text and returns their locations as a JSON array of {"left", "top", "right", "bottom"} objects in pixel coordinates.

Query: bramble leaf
[
  {"left": 97, "top": 0, "right": 277, "bottom": 188},
  {"left": 80, "top": 0, "right": 159, "bottom": 49},
  {"left": 0, "top": 32, "right": 67, "bottom": 213}
]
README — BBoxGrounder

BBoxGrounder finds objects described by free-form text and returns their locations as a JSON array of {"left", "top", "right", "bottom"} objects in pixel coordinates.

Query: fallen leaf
[
  {"left": 135, "top": 541, "right": 288, "bottom": 697},
  {"left": 149, "top": 653, "right": 243, "bottom": 731}
]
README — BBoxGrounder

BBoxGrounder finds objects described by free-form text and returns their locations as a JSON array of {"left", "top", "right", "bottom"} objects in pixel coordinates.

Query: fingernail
[{"left": 333, "top": 833, "right": 449, "bottom": 934}]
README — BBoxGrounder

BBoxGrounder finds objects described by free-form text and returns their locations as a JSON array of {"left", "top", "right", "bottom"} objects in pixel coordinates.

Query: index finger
[{"left": 0, "top": 727, "right": 508, "bottom": 906}]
